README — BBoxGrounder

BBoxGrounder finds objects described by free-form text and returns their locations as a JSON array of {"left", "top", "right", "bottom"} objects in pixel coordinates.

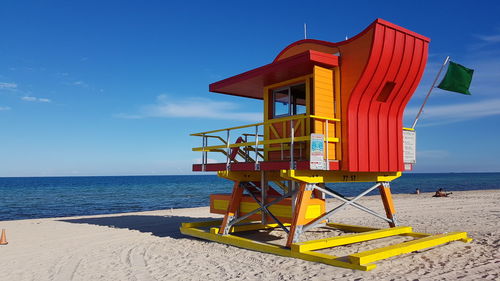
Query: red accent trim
[
  {"left": 328, "top": 161, "right": 340, "bottom": 170},
  {"left": 229, "top": 162, "right": 255, "bottom": 171},
  {"left": 209, "top": 50, "right": 338, "bottom": 99},
  {"left": 258, "top": 161, "right": 289, "bottom": 170},
  {"left": 192, "top": 163, "right": 226, "bottom": 171},
  {"left": 295, "top": 161, "right": 310, "bottom": 170}
]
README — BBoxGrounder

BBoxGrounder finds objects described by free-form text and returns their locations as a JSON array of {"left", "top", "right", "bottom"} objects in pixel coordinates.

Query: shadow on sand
[{"left": 60, "top": 215, "right": 217, "bottom": 239}]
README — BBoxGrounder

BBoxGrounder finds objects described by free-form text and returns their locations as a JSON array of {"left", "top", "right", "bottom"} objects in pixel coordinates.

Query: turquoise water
[{"left": 0, "top": 173, "right": 499, "bottom": 221}]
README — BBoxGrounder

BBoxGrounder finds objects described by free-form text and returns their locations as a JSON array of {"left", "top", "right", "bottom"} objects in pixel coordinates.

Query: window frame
[
  {"left": 272, "top": 86, "right": 291, "bottom": 118},
  {"left": 272, "top": 82, "right": 306, "bottom": 119}
]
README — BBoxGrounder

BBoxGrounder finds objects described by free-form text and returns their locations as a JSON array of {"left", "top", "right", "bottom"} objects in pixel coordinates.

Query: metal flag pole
[
  {"left": 411, "top": 56, "right": 450, "bottom": 129},
  {"left": 304, "top": 23, "right": 307, "bottom": 39}
]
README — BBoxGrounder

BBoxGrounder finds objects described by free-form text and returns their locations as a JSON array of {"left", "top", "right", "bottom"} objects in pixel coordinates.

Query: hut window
[
  {"left": 273, "top": 88, "right": 290, "bottom": 117},
  {"left": 377, "top": 81, "right": 396, "bottom": 102},
  {"left": 291, "top": 83, "right": 306, "bottom": 115},
  {"left": 273, "top": 83, "right": 306, "bottom": 118}
]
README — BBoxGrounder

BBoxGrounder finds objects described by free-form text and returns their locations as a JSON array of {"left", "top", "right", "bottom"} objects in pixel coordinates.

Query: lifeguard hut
[{"left": 180, "top": 19, "right": 471, "bottom": 271}]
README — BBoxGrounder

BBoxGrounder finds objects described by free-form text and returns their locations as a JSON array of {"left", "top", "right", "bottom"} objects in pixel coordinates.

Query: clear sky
[{"left": 1, "top": 1, "right": 499, "bottom": 176}]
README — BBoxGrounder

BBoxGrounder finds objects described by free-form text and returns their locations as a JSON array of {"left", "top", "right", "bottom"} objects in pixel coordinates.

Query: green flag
[{"left": 437, "top": 61, "right": 474, "bottom": 95}]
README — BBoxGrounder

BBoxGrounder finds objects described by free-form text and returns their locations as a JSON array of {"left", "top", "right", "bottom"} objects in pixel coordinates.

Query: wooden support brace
[
  {"left": 286, "top": 182, "right": 313, "bottom": 247},
  {"left": 378, "top": 183, "right": 396, "bottom": 227},
  {"left": 219, "top": 181, "right": 244, "bottom": 234}
]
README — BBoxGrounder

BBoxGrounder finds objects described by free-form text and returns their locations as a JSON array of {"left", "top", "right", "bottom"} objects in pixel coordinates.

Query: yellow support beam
[
  {"left": 180, "top": 226, "right": 291, "bottom": 256},
  {"left": 296, "top": 250, "right": 376, "bottom": 271},
  {"left": 216, "top": 170, "right": 402, "bottom": 183},
  {"left": 280, "top": 170, "right": 402, "bottom": 183},
  {"left": 348, "top": 231, "right": 472, "bottom": 265},
  {"left": 292, "top": 226, "right": 413, "bottom": 252}
]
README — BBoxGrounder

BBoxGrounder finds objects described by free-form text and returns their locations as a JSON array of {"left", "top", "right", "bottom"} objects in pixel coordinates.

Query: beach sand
[{"left": 0, "top": 189, "right": 498, "bottom": 281}]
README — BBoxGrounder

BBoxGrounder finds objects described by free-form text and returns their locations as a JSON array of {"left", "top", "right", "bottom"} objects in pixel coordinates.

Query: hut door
[{"left": 267, "top": 83, "right": 307, "bottom": 161}]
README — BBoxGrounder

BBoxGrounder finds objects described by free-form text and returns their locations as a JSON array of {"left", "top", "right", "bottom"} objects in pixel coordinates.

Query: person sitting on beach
[{"left": 433, "top": 188, "right": 452, "bottom": 197}]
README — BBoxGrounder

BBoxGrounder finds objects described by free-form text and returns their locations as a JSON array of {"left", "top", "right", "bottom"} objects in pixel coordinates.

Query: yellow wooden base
[
  {"left": 180, "top": 220, "right": 472, "bottom": 271},
  {"left": 348, "top": 231, "right": 470, "bottom": 265},
  {"left": 291, "top": 226, "right": 413, "bottom": 252}
]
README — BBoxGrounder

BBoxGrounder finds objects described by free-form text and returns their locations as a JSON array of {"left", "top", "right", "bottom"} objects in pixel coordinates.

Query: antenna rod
[
  {"left": 304, "top": 23, "right": 307, "bottom": 39},
  {"left": 411, "top": 56, "right": 450, "bottom": 129}
]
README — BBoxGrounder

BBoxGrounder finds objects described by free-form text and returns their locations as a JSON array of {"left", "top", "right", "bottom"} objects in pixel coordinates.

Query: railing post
[
  {"left": 244, "top": 134, "right": 249, "bottom": 162},
  {"left": 325, "top": 119, "right": 329, "bottom": 170},
  {"left": 261, "top": 171, "right": 267, "bottom": 224},
  {"left": 255, "top": 125, "right": 259, "bottom": 170},
  {"left": 226, "top": 129, "right": 230, "bottom": 171},
  {"left": 290, "top": 119, "right": 294, "bottom": 170},
  {"left": 202, "top": 134, "right": 206, "bottom": 172}
]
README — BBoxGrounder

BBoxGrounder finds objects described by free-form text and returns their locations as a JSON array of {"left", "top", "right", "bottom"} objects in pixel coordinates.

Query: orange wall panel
[{"left": 313, "top": 66, "right": 337, "bottom": 160}]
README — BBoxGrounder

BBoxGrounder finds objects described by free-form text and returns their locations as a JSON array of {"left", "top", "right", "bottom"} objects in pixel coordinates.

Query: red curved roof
[{"left": 273, "top": 19, "right": 429, "bottom": 62}]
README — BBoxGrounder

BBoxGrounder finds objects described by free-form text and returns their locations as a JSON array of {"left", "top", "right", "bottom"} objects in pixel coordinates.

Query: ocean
[{"left": 0, "top": 173, "right": 499, "bottom": 221}]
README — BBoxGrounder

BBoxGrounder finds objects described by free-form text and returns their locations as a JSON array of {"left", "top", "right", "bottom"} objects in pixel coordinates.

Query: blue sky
[{"left": 1, "top": 1, "right": 499, "bottom": 176}]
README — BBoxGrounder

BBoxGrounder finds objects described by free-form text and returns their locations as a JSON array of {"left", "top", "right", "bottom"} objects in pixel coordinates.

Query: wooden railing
[{"left": 191, "top": 114, "right": 340, "bottom": 171}]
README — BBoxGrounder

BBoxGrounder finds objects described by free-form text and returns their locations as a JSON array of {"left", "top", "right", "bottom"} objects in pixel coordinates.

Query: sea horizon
[
  {"left": 1, "top": 171, "right": 500, "bottom": 179},
  {"left": 1, "top": 172, "right": 499, "bottom": 221}
]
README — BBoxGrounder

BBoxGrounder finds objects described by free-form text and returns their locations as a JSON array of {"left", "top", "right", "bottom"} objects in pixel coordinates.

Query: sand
[{"left": 0, "top": 189, "right": 498, "bottom": 281}]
